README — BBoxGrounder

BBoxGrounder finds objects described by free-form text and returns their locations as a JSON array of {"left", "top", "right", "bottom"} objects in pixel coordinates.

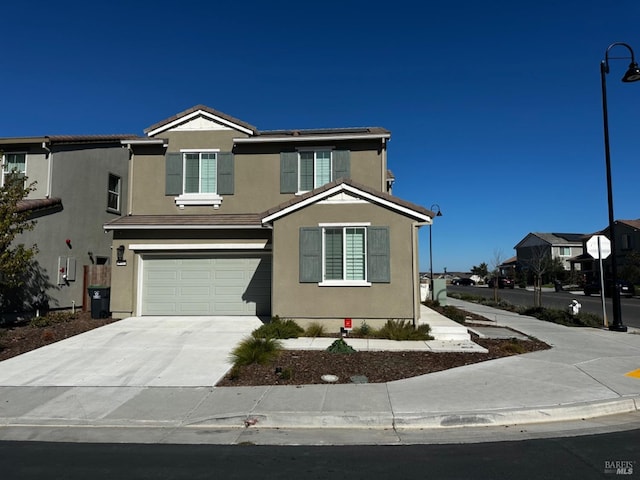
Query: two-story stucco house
[
  {"left": 0, "top": 135, "right": 133, "bottom": 314},
  {"left": 515, "top": 232, "right": 585, "bottom": 272},
  {"left": 104, "top": 105, "right": 433, "bottom": 329}
]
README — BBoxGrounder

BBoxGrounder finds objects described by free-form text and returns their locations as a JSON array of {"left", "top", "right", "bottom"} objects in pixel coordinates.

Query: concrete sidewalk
[{"left": 0, "top": 300, "right": 639, "bottom": 445}]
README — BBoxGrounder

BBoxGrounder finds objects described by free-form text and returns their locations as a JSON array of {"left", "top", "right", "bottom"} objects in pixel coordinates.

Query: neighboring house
[
  {"left": 571, "top": 219, "right": 640, "bottom": 281},
  {"left": 0, "top": 135, "right": 133, "bottom": 313},
  {"left": 514, "top": 233, "right": 585, "bottom": 272},
  {"left": 104, "top": 105, "right": 433, "bottom": 329}
]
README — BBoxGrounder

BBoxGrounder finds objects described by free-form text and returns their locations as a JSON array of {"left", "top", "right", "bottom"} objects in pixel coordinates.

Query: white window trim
[
  {"left": 296, "top": 147, "right": 334, "bottom": 194},
  {"left": 107, "top": 173, "right": 121, "bottom": 213},
  {"left": 1, "top": 152, "right": 27, "bottom": 186},
  {"left": 175, "top": 149, "right": 223, "bottom": 208},
  {"left": 320, "top": 225, "right": 370, "bottom": 287}
]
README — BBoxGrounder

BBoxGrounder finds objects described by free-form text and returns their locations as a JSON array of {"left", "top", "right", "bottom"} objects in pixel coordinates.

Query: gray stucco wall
[{"left": 16, "top": 144, "right": 129, "bottom": 311}]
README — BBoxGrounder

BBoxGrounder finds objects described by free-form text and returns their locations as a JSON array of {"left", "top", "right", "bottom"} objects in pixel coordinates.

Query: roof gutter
[{"left": 233, "top": 133, "right": 391, "bottom": 144}]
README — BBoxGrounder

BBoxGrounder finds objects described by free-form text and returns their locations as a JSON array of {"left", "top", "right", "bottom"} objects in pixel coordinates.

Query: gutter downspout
[
  {"left": 125, "top": 144, "right": 134, "bottom": 215},
  {"left": 43, "top": 140, "right": 52, "bottom": 198},
  {"left": 412, "top": 220, "right": 432, "bottom": 327}
]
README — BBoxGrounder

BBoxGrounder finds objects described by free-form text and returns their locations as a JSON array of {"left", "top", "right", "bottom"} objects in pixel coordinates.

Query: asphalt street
[{"left": 448, "top": 285, "right": 640, "bottom": 328}]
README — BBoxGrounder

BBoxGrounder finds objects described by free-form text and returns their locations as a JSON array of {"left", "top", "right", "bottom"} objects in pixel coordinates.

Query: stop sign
[{"left": 586, "top": 235, "right": 611, "bottom": 259}]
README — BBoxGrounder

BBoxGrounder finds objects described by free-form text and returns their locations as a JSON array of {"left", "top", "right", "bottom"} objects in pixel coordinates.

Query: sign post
[{"left": 586, "top": 235, "right": 611, "bottom": 327}]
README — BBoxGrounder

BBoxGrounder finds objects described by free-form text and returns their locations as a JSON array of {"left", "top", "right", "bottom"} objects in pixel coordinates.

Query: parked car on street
[
  {"left": 452, "top": 277, "right": 475, "bottom": 286},
  {"left": 583, "top": 279, "right": 635, "bottom": 298},
  {"left": 488, "top": 277, "right": 515, "bottom": 289}
]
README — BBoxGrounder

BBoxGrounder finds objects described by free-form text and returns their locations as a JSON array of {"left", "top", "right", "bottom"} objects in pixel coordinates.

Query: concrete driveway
[{"left": 0, "top": 316, "right": 263, "bottom": 387}]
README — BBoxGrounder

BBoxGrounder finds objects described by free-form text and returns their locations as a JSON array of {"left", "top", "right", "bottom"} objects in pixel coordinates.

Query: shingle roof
[
  {"left": 261, "top": 178, "right": 433, "bottom": 222},
  {"left": 16, "top": 197, "right": 62, "bottom": 214},
  {"left": 104, "top": 213, "right": 264, "bottom": 230}
]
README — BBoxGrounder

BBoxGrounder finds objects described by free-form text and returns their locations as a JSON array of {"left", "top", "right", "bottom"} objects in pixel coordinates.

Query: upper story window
[
  {"left": 299, "top": 150, "right": 331, "bottom": 191},
  {"left": 280, "top": 149, "right": 350, "bottom": 194},
  {"left": 2, "top": 153, "right": 26, "bottom": 186},
  {"left": 559, "top": 246, "right": 571, "bottom": 257},
  {"left": 107, "top": 174, "right": 121, "bottom": 213},
  {"left": 184, "top": 152, "right": 217, "bottom": 194},
  {"left": 621, "top": 234, "right": 632, "bottom": 250},
  {"left": 165, "top": 151, "right": 234, "bottom": 209}
]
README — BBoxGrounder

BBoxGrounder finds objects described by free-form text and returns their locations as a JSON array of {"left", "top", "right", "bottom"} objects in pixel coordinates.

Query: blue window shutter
[
  {"left": 300, "top": 227, "right": 322, "bottom": 282},
  {"left": 217, "top": 152, "right": 234, "bottom": 195},
  {"left": 165, "top": 152, "right": 183, "bottom": 196},
  {"left": 368, "top": 226, "right": 390, "bottom": 283},
  {"left": 332, "top": 150, "right": 350, "bottom": 180},
  {"left": 281, "top": 151, "right": 298, "bottom": 193}
]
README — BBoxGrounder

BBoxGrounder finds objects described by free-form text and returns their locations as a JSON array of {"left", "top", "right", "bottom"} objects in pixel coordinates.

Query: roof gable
[
  {"left": 262, "top": 179, "right": 433, "bottom": 224},
  {"left": 515, "top": 232, "right": 585, "bottom": 249},
  {"left": 144, "top": 105, "right": 257, "bottom": 137}
]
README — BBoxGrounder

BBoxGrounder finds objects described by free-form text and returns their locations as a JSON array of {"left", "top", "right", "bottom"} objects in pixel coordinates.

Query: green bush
[
  {"left": 229, "top": 336, "right": 282, "bottom": 366},
  {"left": 29, "top": 311, "right": 77, "bottom": 328},
  {"left": 304, "top": 322, "right": 325, "bottom": 338},
  {"left": 519, "top": 307, "right": 602, "bottom": 328},
  {"left": 351, "top": 321, "right": 373, "bottom": 337},
  {"left": 252, "top": 315, "right": 304, "bottom": 339},
  {"left": 375, "top": 320, "right": 433, "bottom": 341},
  {"left": 326, "top": 338, "right": 356, "bottom": 354}
]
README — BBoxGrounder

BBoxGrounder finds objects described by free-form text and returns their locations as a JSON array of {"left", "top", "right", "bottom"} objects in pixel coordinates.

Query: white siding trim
[{"left": 129, "top": 243, "right": 271, "bottom": 251}]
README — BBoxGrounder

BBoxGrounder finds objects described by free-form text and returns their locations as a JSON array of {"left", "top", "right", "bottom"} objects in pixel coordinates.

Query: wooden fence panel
[{"left": 83, "top": 265, "right": 111, "bottom": 311}]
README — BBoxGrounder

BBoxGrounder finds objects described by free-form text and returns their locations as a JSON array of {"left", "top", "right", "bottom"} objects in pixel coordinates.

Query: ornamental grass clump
[
  {"left": 229, "top": 336, "right": 282, "bottom": 367},
  {"left": 304, "top": 322, "right": 325, "bottom": 338},
  {"left": 375, "top": 319, "right": 433, "bottom": 341},
  {"left": 252, "top": 315, "right": 304, "bottom": 339}
]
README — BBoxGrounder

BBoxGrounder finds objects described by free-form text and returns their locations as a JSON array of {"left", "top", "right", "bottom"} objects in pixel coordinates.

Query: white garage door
[{"left": 141, "top": 254, "right": 271, "bottom": 316}]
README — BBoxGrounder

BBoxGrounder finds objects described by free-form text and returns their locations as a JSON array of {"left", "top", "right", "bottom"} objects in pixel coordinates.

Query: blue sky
[{"left": 3, "top": 1, "right": 640, "bottom": 273}]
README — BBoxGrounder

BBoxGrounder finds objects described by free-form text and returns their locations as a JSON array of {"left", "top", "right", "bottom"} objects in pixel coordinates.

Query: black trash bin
[
  {"left": 88, "top": 286, "right": 110, "bottom": 319},
  {"left": 554, "top": 280, "right": 563, "bottom": 292}
]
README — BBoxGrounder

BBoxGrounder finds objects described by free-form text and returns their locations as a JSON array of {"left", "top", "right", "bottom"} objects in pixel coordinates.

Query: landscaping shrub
[
  {"left": 252, "top": 315, "right": 304, "bottom": 339},
  {"left": 519, "top": 307, "right": 601, "bottom": 328},
  {"left": 326, "top": 338, "right": 356, "bottom": 354},
  {"left": 440, "top": 305, "right": 466, "bottom": 324},
  {"left": 375, "top": 320, "right": 433, "bottom": 341},
  {"left": 29, "top": 311, "right": 77, "bottom": 328},
  {"left": 304, "top": 322, "right": 325, "bottom": 338},
  {"left": 229, "top": 336, "right": 282, "bottom": 366},
  {"left": 351, "top": 321, "right": 373, "bottom": 337}
]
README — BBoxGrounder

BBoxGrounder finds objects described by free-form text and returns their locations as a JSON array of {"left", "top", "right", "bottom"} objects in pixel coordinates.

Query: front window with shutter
[
  {"left": 300, "top": 225, "right": 389, "bottom": 285},
  {"left": 299, "top": 150, "right": 332, "bottom": 191},
  {"left": 184, "top": 152, "right": 217, "bottom": 194}
]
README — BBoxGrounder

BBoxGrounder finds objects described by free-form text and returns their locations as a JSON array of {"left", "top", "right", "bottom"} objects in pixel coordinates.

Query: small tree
[
  {"left": 0, "top": 169, "right": 38, "bottom": 319},
  {"left": 471, "top": 262, "right": 489, "bottom": 280},
  {"left": 522, "top": 246, "right": 552, "bottom": 308},
  {"left": 490, "top": 250, "right": 504, "bottom": 302}
]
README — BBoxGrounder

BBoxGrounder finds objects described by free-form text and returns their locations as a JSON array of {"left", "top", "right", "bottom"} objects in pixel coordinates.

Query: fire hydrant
[{"left": 569, "top": 299, "right": 582, "bottom": 316}]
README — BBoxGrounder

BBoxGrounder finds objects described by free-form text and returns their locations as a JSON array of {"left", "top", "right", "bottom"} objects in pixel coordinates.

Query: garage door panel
[{"left": 142, "top": 255, "right": 271, "bottom": 316}]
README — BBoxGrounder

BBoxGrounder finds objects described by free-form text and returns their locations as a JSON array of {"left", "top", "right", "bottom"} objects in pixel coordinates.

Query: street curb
[{"left": 392, "top": 397, "right": 640, "bottom": 430}]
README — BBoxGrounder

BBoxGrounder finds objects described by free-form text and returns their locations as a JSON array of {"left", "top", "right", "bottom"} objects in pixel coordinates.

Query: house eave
[{"left": 234, "top": 133, "right": 391, "bottom": 144}]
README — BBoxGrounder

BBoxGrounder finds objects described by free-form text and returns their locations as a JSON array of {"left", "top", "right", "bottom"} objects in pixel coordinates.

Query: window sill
[
  {"left": 175, "top": 193, "right": 223, "bottom": 209},
  {"left": 318, "top": 280, "right": 371, "bottom": 287}
]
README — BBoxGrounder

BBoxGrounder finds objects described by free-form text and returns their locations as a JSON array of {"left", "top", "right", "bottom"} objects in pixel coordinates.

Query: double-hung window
[
  {"left": 166, "top": 150, "right": 234, "bottom": 209},
  {"left": 2, "top": 153, "right": 26, "bottom": 186},
  {"left": 324, "top": 227, "right": 367, "bottom": 282},
  {"left": 299, "top": 150, "right": 332, "bottom": 191},
  {"left": 107, "top": 174, "right": 121, "bottom": 213},
  {"left": 184, "top": 152, "right": 217, "bottom": 194},
  {"left": 559, "top": 246, "right": 571, "bottom": 257},
  {"left": 299, "top": 225, "right": 389, "bottom": 286}
]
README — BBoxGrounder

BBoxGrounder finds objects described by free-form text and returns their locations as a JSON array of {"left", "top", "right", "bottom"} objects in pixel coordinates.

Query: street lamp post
[
  {"left": 429, "top": 204, "right": 442, "bottom": 301},
  {"left": 600, "top": 42, "right": 640, "bottom": 332}
]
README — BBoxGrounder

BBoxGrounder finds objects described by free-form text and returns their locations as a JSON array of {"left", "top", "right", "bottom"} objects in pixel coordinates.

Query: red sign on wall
[{"left": 344, "top": 318, "right": 352, "bottom": 329}]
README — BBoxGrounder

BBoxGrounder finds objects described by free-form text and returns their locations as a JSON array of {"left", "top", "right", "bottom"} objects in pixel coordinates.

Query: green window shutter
[
  {"left": 299, "top": 227, "right": 322, "bottom": 283},
  {"left": 368, "top": 226, "right": 390, "bottom": 283},
  {"left": 165, "top": 152, "right": 183, "bottom": 196},
  {"left": 217, "top": 152, "right": 234, "bottom": 195},
  {"left": 332, "top": 150, "right": 350, "bottom": 180},
  {"left": 281, "top": 151, "right": 298, "bottom": 193}
]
